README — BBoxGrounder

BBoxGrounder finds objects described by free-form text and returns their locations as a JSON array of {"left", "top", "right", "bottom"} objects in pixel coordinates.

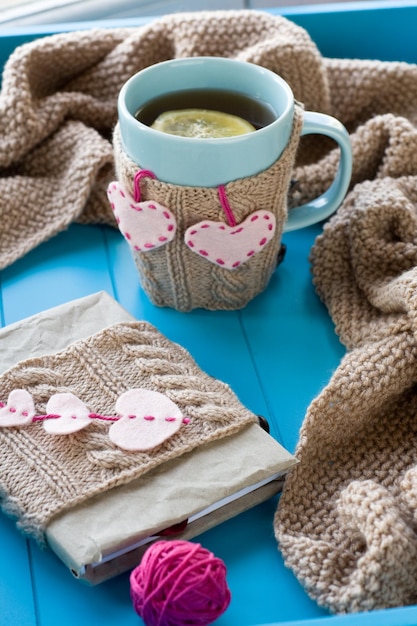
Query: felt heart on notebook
[
  {"left": 109, "top": 388, "right": 187, "bottom": 451},
  {"left": 184, "top": 210, "right": 276, "bottom": 269},
  {"left": 44, "top": 392, "right": 92, "bottom": 435},
  {"left": 107, "top": 181, "right": 176, "bottom": 251},
  {"left": 0, "top": 389, "right": 35, "bottom": 427}
]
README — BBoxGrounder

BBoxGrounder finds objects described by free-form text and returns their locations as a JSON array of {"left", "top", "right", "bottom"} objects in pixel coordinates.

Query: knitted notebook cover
[{"left": 0, "top": 293, "right": 296, "bottom": 583}]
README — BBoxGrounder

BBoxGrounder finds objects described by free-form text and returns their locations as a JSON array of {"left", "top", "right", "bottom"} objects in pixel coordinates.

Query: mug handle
[{"left": 283, "top": 111, "right": 352, "bottom": 232}]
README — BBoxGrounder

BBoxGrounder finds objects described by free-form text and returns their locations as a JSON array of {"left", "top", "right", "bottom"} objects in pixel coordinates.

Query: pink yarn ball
[{"left": 130, "top": 539, "right": 231, "bottom": 626}]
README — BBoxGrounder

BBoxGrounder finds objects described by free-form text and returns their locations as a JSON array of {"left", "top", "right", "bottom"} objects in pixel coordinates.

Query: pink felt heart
[
  {"left": 109, "top": 388, "right": 186, "bottom": 452},
  {"left": 184, "top": 210, "right": 276, "bottom": 269},
  {"left": 0, "top": 389, "right": 35, "bottom": 427},
  {"left": 44, "top": 392, "right": 92, "bottom": 435},
  {"left": 107, "top": 181, "right": 176, "bottom": 251}
]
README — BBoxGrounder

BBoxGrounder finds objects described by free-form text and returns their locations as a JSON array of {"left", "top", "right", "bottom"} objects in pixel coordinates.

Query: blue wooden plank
[
  {"left": 279, "top": 1, "right": 417, "bottom": 62},
  {"left": 264, "top": 604, "right": 417, "bottom": 626},
  {"left": 0, "top": 515, "right": 37, "bottom": 626},
  {"left": 1, "top": 225, "right": 115, "bottom": 325},
  {"left": 200, "top": 500, "right": 328, "bottom": 625},
  {"left": 240, "top": 224, "right": 345, "bottom": 452},
  {"left": 27, "top": 543, "right": 139, "bottom": 626}
]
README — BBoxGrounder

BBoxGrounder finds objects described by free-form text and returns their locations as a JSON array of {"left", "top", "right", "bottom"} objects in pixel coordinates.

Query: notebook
[{"left": 0, "top": 291, "right": 296, "bottom": 584}]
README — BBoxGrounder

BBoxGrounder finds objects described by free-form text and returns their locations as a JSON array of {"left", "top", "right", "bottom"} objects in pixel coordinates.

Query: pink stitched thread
[
  {"left": 88, "top": 413, "right": 119, "bottom": 421},
  {"left": 32, "top": 414, "right": 61, "bottom": 421},
  {"left": 1, "top": 395, "right": 192, "bottom": 429},
  {"left": 23, "top": 412, "right": 192, "bottom": 424},
  {"left": 133, "top": 170, "right": 157, "bottom": 202},
  {"left": 218, "top": 185, "right": 237, "bottom": 227}
]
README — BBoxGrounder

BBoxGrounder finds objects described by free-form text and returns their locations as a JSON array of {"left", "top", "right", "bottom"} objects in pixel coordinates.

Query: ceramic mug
[
  {"left": 117, "top": 56, "right": 352, "bottom": 232},
  {"left": 111, "top": 56, "right": 352, "bottom": 311}
]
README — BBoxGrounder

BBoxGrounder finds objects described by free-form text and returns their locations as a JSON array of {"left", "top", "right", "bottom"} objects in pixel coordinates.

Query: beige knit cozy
[
  {"left": 0, "top": 321, "right": 257, "bottom": 544},
  {"left": 113, "top": 114, "right": 302, "bottom": 311}
]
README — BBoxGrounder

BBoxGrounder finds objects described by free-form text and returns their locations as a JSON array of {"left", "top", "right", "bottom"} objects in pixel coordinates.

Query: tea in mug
[{"left": 135, "top": 88, "right": 276, "bottom": 138}]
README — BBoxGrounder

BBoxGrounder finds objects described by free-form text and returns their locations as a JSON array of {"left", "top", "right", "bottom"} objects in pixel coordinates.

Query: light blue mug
[{"left": 117, "top": 56, "right": 352, "bottom": 232}]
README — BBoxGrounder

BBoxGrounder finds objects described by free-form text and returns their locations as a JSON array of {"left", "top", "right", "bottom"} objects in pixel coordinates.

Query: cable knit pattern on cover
[{"left": 0, "top": 322, "right": 257, "bottom": 544}]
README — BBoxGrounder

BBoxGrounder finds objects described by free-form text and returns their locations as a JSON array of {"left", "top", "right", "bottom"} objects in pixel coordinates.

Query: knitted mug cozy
[
  {"left": 112, "top": 109, "right": 303, "bottom": 311},
  {"left": 0, "top": 321, "right": 257, "bottom": 544}
]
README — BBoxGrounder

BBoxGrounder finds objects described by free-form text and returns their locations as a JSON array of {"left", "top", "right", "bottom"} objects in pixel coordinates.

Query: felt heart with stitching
[
  {"left": 107, "top": 181, "right": 176, "bottom": 251},
  {"left": 43, "top": 392, "right": 92, "bottom": 435},
  {"left": 184, "top": 210, "right": 276, "bottom": 269},
  {"left": 0, "top": 389, "right": 35, "bottom": 427},
  {"left": 109, "top": 388, "right": 186, "bottom": 452}
]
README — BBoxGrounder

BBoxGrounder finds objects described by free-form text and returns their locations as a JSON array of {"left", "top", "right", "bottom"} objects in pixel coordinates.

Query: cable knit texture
[
  {"left": 0, "top": 321, "right": 257, "bottom": 544},
  {"left": 113, "top": 114, "right": 302, "bottom": 311}
]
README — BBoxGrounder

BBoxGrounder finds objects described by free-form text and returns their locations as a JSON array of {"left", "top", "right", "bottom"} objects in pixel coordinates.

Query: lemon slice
[{"left": 151, "top": 109, "right": 256, "bottom": 138}]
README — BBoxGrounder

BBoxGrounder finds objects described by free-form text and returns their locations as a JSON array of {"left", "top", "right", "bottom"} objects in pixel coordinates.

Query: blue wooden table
[{"left": 1, "top": 3, "right": 417, "bottom": 625}]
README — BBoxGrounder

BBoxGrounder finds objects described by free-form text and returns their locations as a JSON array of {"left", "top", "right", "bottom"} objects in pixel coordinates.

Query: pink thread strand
[
  {"left": 31, "top": 413, "right": 120, "bottom": 422},
  {"left": 134, "top": 169, "right": 157, "bottom": 202},
  {"left": 32, "top": 414, "right": 61, "bottom": 421},
  {"left": 88, "top": 413, "right": 120, "bottom": 421},
  {"left": 218, "top": 185, "right": 237, "bottom": 227}
]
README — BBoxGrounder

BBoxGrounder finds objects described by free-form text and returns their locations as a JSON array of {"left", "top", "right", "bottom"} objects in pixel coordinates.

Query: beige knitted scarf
[
  {"left": 274, "top": 87, "right": 417, "bottom": 620},
  {"left": 275, "top": 179, "right": 417, "bottom": 614}
]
